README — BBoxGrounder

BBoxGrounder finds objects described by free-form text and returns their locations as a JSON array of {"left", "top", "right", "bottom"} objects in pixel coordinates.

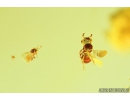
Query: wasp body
[
  {"left": 21, "top": 45, "right": 42, "bottom": 62},
  {"left": 79, "top": 33, "right": 107, "bottom": 69}
]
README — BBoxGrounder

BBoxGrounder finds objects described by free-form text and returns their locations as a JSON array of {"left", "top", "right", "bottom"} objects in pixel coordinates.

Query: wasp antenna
[
  {"left": 36, "top": 45, "right": 38, "bottom": 49},
  {"left": 90, "top": 34, "right": 92, "bottom": 37},
  {"left": 39, "top": 46, "right": 42, "bottom": 49},
  {"left": 37, "top": 45, "right": 42, "bottom": 49},
  {"left": 82, "top": 33, "right": 85, "bottom": 38}
]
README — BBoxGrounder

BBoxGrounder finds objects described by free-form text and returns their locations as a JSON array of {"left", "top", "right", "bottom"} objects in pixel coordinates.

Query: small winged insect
[
  {"left": 21, "top": 45, "right": 42, "bottom": 62},
  {"left": 11, "top": 55, "right": 15, "bottom": 60},
  {"left": 79, "top": 33, "right": 107, "bottom": 70}
]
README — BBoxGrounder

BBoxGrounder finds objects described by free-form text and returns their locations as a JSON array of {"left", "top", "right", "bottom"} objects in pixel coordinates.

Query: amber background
[{"left": 0, "top": 8, "right": 129, "bottom": 92}]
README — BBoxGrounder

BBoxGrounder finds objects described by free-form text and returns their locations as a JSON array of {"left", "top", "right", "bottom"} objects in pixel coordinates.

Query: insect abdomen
[
  {"left": 83, "top": 56, "right": 91, "bottom": 63},
  {"left": 79, "top": 49, "right": 91, "bottom": 63}
]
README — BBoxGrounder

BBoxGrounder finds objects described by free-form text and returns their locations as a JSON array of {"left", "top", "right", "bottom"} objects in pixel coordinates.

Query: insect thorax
[
  {"left": 30, "top": 48, "right": 37, "bottom": 53},
  {"left": 83, "top": 43, "right": 93, "bottom": 50}
]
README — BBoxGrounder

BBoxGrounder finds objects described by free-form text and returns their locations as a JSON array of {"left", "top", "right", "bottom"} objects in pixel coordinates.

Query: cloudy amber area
[
  {"left": 0, "top": 8, "right": 130, "bottom": 93},
  {"left": 107, "top": 8, "right": 130, "bottom": 52}
]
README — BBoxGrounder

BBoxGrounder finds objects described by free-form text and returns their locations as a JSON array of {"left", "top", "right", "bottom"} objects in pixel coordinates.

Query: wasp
[
  {"left": 21, "top": 45, "right": 42, "bottom": 62},
  {"left": 79, "top": 33, "right": 107, "bottom": 70}
]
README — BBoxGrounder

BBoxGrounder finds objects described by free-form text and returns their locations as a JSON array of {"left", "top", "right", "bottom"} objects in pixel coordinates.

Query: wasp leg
[
  {"left": 82, "top": 33, "right": 85, "bottom": 38},
  {"left": 81, "top": 56, "right": 85, "bottom": 70},
  {"left": 82, "top": 62, "right": 85, "bottom": 70},
  {"left": 79, "top": 49, "right": 86, "bottom": 70}
]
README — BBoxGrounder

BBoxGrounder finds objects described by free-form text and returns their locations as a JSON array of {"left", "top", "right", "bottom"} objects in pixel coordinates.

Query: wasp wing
[
  {"left": 93, "top": 57, "right": 103, "bottom": 67},
  {"left": 86, "top": 51, "right": 103, "bottom": 67},
  {"left": 93, "top": 50, "right": 107, "bottom": 58},
  {"left": 86, "top": 51, "right": 95, "bottom": 64},
  {"left": 21, "top": 52, "right": 30, "bottom": 58},
  {"left": 21, "top": 52, "right": 35, "bottom": 62},
  {"left": 24, "top": 53, "right": 34, "bottom": 62}
]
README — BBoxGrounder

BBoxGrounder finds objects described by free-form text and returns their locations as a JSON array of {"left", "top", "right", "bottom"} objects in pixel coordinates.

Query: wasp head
[
  {"left": 30, "top": 45, "right": 42, "bottom": 53},
  {"left": 81, "top": 33, "right": 92, "bottom": 45}
]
